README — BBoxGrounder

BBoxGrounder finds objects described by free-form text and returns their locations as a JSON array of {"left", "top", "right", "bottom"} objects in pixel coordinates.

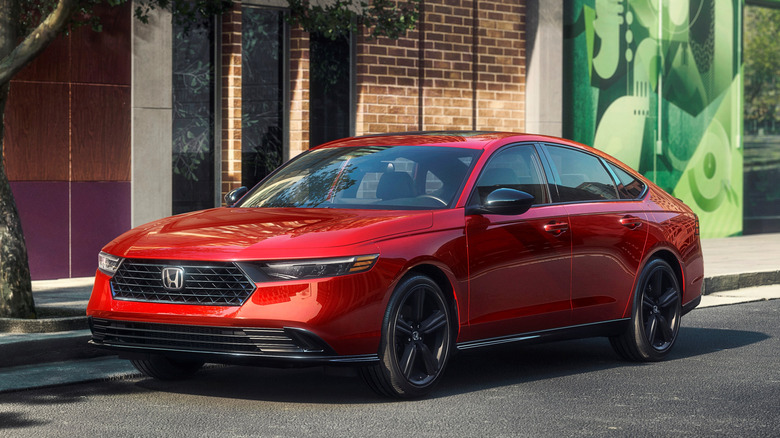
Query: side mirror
[
  {"left": 224, "top": 186, "right": 248, "bottom": 207},
  {"left": 466, "top": 188, "right": 534, "bottom": 216}
]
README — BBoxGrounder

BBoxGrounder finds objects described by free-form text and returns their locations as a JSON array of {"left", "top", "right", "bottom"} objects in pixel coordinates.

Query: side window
[
  {"left": 607, "top": 162, "right": 646, "bottom": 199},
  {"left": 545, "top": 146, "right": 619, "bottom": 202},
  {"left": 473, "top": 145, "right": 548, "bottom": 205}
]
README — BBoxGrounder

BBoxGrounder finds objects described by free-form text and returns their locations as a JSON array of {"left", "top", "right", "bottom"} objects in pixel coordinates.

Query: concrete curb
[
  {"left": 0, "top": 315, "right": 89, "bottom": 334},
  {"left": 0, "top": 357, "right": 140, "bottom": 394},
  {"left": 703, "top": 270, "right": 780, "bottom": 294},
  {"left": 0, "top": 330, "right": 111, "bottom": 368}
]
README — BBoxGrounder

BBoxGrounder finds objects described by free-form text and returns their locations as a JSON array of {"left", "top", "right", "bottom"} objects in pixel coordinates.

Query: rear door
[{"left": 541, "top": 144, "right": 649, "bottom": 325}]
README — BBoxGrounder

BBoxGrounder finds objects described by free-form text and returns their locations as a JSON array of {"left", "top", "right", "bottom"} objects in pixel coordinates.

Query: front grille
[
  {"left": 90, "top": 318, "right": 330, "bottom": 355},
  {"left": 111, "top": 260, "right": 255, "bottom": 306}
]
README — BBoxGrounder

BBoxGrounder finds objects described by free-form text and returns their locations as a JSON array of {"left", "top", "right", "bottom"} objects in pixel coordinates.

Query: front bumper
[{"left": 89, "top": 317, "right": 379, "bottom": 367}]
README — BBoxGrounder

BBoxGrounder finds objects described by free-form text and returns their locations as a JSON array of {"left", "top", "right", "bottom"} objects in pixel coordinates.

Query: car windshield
[{"left": 237, "top": 145, "right": 481, "bottom": 209}]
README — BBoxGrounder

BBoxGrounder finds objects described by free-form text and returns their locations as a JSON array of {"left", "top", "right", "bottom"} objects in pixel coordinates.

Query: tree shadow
[
  {"left": 0, "top": 412, "right": 48, "bottom": 430},
  {"left": 0, "top": 380, "right": 141, "bottom": 432}
]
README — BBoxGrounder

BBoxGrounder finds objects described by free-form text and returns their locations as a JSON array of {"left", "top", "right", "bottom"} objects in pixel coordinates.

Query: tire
[
  {"left": 131, "top": 355, "right": 204, "bottom": 381},
  {"left": 610, "top": 258, "right": 682, "bottom": 362},
  {"left": 360, "top": 274, "right": 454, "bottom": 398}
]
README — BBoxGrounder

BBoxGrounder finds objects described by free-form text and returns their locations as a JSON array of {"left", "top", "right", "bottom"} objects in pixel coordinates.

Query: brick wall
[
  {"left": 476, "top": 1, "right": 525, "bottom": 131},
  {"left": 289, "top": 26, "right": 311, "bottom": 158},
  {"left": 221, "top": 3, "right": 243, "bottom": 199},
  {"left": 355, "top": 0, "right": 525, "bottom": 135},
  {"left": 355, "top": 31, "right": 421, "bottom": 134}
]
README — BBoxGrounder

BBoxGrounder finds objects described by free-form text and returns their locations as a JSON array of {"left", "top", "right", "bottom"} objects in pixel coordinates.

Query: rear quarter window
[
  {"left": 545, "top": 145, "right": 619, "bottom": 202},
  {"left": 607, "top": 162, "right": 647, "bottom": 199}
]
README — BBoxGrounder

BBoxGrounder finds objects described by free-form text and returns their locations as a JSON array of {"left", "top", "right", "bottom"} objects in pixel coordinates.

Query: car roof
[{"left": 313, "top": 131, "right": 581, "bottom": 151}]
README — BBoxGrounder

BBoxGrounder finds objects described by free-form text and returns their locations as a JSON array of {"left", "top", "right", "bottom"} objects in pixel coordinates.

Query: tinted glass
[
  {"left": 237, "top": 146, "right": 480, "bottom": 209},
  {"left": 172, "top": 18, "right": 216, "bottom": 214},
  {"left": 474, "top": 145, "right": 548, "bottom": 205},
  {"left": 242, "top": 7, "right": 285, "bottom": 188},
  {"left": 310, "top": 32, "right": 351, "bottom": 147},
  {"left": 546, "top": 146, "right": 619, "bottom": 202},
  {"left": 608, "top": 162, "right": 646, "bottom": 199}
]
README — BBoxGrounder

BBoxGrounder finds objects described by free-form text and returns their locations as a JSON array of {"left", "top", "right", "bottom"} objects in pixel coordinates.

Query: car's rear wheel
[
  {"left": 131, "top": 355, "right": 204, "bottom": 380},
  {"left": 360, "top": 274, "right": 453, "bottom": 398},
  {"left": 610, "top": 258, "right": 682, "bottom": 361}
]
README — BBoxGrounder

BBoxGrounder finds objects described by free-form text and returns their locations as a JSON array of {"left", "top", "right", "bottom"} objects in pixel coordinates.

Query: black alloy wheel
[
  {"left": 610, "top": 258, "right": 682, "bottom": 362},
  {"left": 360, "top": 274, "right": 453, "bottom": 398}
]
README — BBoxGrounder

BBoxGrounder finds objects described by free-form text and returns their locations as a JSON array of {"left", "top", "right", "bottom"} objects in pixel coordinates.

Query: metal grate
[
  {"left": 90, "top": 319, "right": 315, "bottom": 355},
  {"left": 111, "top": 260, "right": 256, "bottom": 306}
]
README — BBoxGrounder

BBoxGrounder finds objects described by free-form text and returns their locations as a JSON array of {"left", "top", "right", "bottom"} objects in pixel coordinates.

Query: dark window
[
  {"left": 546, "top": 146, "right": 619, "bottom": 202},
  {"left": 309, "top": 33, "right": 352, "bottom": 148},
  {"left": 242, "top": 7, "right": 285, "bottom": 189},
  {"left": 607, "top": 162, "right": 646, "bottom": 199},
  {"left": 473, "top": 145, "right": 548, "bottom": 205},
  {"left": 172, "top": 18, "right": 216, "bottom": 214}
]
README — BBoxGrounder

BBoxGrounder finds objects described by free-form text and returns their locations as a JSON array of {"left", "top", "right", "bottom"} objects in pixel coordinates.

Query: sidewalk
[
  {"left": 701, "top": 233, "right": 780, "bottom": 293},
  {"left": 0, "top": 233, "right": 778, "bottom": 391}
]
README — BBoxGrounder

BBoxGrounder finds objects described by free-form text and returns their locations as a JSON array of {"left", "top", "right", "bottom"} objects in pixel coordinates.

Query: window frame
[
  {"left": 603, "top": 160, "right": 649, "bottom": 200},
  {"left": 538, "top": 143, "right": 647, "bottom": 205},
  {"left": 466, "top": 142, "right": 553, "bottom": 209}
]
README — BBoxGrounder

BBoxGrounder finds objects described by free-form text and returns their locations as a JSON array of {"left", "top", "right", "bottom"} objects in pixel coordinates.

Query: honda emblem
[{"left": 162, "top": 267, "right": 185, "bottom": 290}]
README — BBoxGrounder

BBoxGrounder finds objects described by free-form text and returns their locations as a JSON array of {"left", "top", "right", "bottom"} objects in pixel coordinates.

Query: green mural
[{"left": 564, "top": 0, "right": 743, "bottom": 238}]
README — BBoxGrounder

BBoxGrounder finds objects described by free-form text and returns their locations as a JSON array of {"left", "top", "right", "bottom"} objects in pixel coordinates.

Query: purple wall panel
[
  {"left": 10, "top": 182, "right": 70, "bottom": 279},
  {"left": 71, "top": 182, "right": 131, "bottom": 277}
]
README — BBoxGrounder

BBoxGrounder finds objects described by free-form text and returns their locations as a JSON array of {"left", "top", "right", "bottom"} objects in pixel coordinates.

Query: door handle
[
  {"left": 620, "top": 216, "right": 642, "bottom": 230},
  {"left": 544, "top": 222, "right": 569, "bottom": 236}
]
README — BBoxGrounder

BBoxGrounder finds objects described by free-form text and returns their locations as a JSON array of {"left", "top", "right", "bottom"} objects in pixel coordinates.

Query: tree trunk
[{"left": 0, "top": 82, "right": 35, "bottom": 318}]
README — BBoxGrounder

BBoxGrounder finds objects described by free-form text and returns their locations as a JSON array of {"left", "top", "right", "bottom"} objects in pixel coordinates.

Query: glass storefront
[
  {"left": 171, "top": 19, "right": 217, "bottom": 215},
  {"left": 309, "top": 32, "right": 352, "bottom": 148},
  {"left": 241, "top": 7, "right": 285, "bottom": 189},
  {"left": 743, "top": 3, "right": 780, "bottom": 234}
]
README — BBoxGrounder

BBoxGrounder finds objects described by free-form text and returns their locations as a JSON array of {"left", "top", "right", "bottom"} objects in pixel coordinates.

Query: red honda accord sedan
[{"left": 88, "top": 132, "right": 703, "bottom": 398}]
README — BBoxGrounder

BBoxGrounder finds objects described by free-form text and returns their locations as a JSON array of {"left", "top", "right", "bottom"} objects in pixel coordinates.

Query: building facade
[{"left": 5, "top": 0, "right": 779, "bottom": 280}]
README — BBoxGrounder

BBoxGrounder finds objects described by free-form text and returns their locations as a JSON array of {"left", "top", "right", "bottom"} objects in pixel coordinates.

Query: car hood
[{"left": 103, "top": 207, "right": 434, "bottom": 260}]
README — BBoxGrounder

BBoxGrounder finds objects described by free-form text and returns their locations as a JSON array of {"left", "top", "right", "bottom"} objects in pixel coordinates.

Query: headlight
[
  {"left": 240, "top": 254, "right": 378, "bottom": 281},
  {"left": 98, "top": 252, "right": 123, "bottom": 276}
]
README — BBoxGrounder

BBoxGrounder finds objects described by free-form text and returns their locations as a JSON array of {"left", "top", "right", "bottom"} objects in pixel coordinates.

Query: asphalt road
[{"left": 1, "top": 300, "right": 778, "bottom": 437}]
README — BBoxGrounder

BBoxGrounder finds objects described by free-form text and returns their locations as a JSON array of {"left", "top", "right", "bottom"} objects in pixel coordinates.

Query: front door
[{"left": 463, "top": 144, "right": 572, "bottom": 343}]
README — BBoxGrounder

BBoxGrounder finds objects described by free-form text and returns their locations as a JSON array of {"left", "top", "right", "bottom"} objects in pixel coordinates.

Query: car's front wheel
[
  {"left": 131, "top": 355, "right": 204, "bottom": 380},
  {"left": 611, "top": 258, "right": 682, "bottom": 361},
  {"left": 360, "top": 274, "right": 453, "bottom": 398}
]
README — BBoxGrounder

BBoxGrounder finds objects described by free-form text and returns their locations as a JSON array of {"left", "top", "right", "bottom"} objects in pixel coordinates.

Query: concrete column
[
  {"left": 131, "top": 7, "right": 173, "bottom": 227},
  {"left": 525, "top": 0, "right": 562, "bottom": 137}
]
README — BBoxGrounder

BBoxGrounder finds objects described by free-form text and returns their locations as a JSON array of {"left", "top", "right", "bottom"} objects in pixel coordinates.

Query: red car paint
[{"left": 88, "top": 132, "right": 703, "bottom": 370}]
